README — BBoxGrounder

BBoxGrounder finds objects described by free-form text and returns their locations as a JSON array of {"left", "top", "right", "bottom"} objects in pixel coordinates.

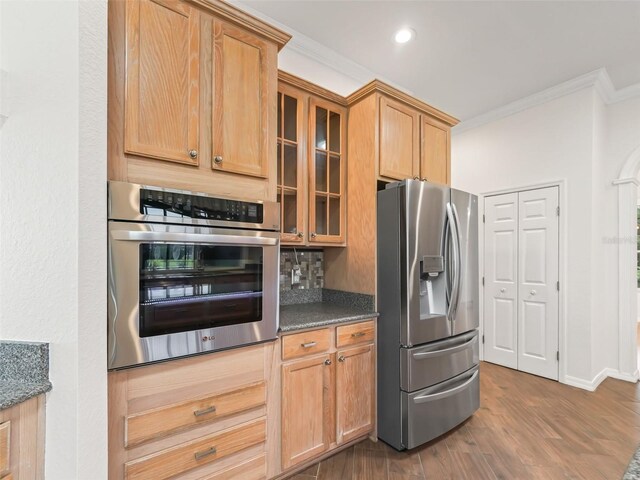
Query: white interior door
[
  {"left": 483, "top": 193, "right": 519, "bottom": 369},
  {"left": 517, "top": 187, "right": 559, "bottom": 380}
]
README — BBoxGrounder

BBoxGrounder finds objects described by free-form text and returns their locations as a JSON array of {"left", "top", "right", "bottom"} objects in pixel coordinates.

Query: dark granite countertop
[
  {"left": 279, "top": 302, "right": 378, "bottom": 333},
  {"left": 0, "top": 341, "right": 52, "bottom": 410}
]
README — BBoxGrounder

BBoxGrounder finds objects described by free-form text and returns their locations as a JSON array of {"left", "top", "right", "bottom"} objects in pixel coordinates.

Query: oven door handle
[{"left": 110, "top": 230, "right": 278, "bottom": 246}]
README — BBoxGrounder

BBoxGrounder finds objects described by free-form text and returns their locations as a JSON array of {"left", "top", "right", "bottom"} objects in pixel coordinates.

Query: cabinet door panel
[
  {"left": 309, "top": 98, "right": 346, "bottom": 245},
  {"left": 282, "top": 355, "right": 331, "bottom": 469},
  {"left": 336, "top": 344, "right": 374, "bottom": 445},
  {"left": 379, "top": 97, "right": 419, "bottom": 180},
  {"left": 277, "top": 84, "right": 307, "bottom": 244},
  {"left": 421, "top": 116, "right": 450, "bottom": 185},
  {"left": 213, "top": 21, "right": 271, "bottom": 178},
  {"left": 125, "top": 0, "right": 200, "bottom": 165}
]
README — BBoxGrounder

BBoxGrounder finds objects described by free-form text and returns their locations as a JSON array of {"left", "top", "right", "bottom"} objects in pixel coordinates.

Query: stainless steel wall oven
[{"left": 107, "top": 181, "right": 280, "bottom": 369}]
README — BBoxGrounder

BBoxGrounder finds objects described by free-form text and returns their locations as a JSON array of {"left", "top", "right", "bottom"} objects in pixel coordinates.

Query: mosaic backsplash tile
[{"left": 280, "top": 249, "right": 324, "bottom": 291}]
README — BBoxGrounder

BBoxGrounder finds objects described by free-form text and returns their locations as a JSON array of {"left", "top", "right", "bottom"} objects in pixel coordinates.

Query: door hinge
[
  {"left": 482, "top": 276, "right": 485, "bottom": 286},
  {"left": 482, "top": 335, "right": 485, "bottom": 344},
  {"left": 556, "top": 206, "right": 560, "bottom": 216},
  {"left": 482, "top": 214, "right": 486, "bottom": 223},
  {"left": 556, "top": 281, "right": 560, "bottom": 291},
  {"left": 556, "top": 351, "right": 559, "bottom": 361}
]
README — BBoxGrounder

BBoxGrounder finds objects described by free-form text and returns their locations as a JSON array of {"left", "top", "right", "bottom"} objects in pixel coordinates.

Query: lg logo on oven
[{"left": 201, "top": 336, "right": 215, "bottom": 342}]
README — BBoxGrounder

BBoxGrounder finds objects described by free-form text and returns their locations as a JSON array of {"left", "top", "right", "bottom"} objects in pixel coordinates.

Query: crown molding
[
  {"left": 278, "top": 70, "right": 348, "bottom": 106},
  {"left": 192, "top": 0, "right": 291, "bottom": 49},
  {"left": 228, "top": 0, "right": 410, "bottom": 95},
  {"left": 454, "top": 68, "right": 640, "bottom": 134},
  {"left": 347, "top": 79, "right": 459, "bottom": 126}
]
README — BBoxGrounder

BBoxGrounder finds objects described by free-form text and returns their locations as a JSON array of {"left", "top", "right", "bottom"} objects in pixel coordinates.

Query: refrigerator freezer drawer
[
  {"left": 402, "top": 365, "right": 479, "bottom": 450},
  {"left": 400, "top": 330, "right": 478, "bottom": 392}
]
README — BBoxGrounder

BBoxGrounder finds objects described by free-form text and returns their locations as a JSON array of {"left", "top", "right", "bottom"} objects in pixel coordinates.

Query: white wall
[
  {"left": 0, "top": 0, "right": 107, "bottom": 478},
  {"left": 452, "top": 86, "right": 640, "bottom": 386}
]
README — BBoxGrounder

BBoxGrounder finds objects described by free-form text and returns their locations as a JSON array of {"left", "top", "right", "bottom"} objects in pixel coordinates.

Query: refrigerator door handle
[
  {"left": 412, "top": 369, "right": 479, "bottom": 403},
  {"left": 451, "top": 202, "right": 463, "bottom": 320},
  {"left": 443, "top": 215, "right": 452, "bottom": 304},
  {"left": 446, "top": 203, "right": 461, "bottom": 322},
  {"left": 411, "top": 336, "right": 477, "bottom": 359}
]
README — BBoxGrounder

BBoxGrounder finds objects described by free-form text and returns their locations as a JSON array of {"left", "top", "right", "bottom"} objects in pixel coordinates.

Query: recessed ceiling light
[{"left": 394, "top": 28, "right": 415, "bottom": 44}]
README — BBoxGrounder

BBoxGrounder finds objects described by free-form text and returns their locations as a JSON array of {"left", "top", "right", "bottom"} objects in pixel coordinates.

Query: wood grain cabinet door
[
  {"left": 379, "top": 96, "right": 419, "bottom": 181},
  {"left": 277, "top": 84, "right": 307, "bottom": 244},
  {"left": 124, "top": 0, "right": 200, "bottom": 165},
  {"left": 308, "top": 98, "right": 347, "bottom": 245},
  {"left": 420, "top": 115, "right": 451, "bottom": 185},
  {"left": 335, "top": 344, "right": 374, "bottom": 445},
  {"left": 212, "top": 21, "right": 274, "bottom": 178},
  {"left": 281, "top": 354, "right": 332, "bottom": 469}
]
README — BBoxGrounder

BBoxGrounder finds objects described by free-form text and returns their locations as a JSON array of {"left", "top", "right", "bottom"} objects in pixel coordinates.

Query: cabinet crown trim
[
  {"left": 278, "top": 70, "right": 348, "bottom": 106},
  {"left": 189, "top": 0, "right": 291, "bottom": 49},
  {"left": 347, "top": 79, "right": 459, "bottom": 126}
]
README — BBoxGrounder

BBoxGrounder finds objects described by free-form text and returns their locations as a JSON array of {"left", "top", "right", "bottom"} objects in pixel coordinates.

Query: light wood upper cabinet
[
  {"left": 124, "top": 0, "right": 200, "bottom": 165},
  {"left": 379, "top": 96, "right": 419, "bottom": 181},
  {"left": 336, "top": 344, "right": 374, "bottom": 445},
  {"left": 309, "top": 98, "right": 347, "bottom": 245},
  {"left": 281, "top": 354, "right": 332, "bottom": 470},
  {"left": 212, "top": 21, "right": 273, "bottom": 178},
  {"left": 276, "top": 84, "right": 306, "bottom": 243},
  {"left": 109, "top": 0, "right": 290, "bottom": 200},
  {"left": 420, "top": 115, "right": 451, "bottom": 185},
  {"left": 277, "top": 72, "right": 348, "bottom": 246}
]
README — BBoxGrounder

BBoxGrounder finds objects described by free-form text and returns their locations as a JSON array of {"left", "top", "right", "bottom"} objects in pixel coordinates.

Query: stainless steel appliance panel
[
  {"left": 404, "top": 180, "right": 451, "bottom": 347},
  {"left": 402, "top": 365, "right": 479, "bottom": 449},
  {"left": 108, "top": 181, "right": 280, "bottom": 231},
  {"left": 450, "top": 189, "right": 479, "bottom": 335},
  {"left": 107, "top": 221, "right": 279, "bottom": 369},
  {"left": 400, "top": 330, "right": 478, "bottom": 392}
]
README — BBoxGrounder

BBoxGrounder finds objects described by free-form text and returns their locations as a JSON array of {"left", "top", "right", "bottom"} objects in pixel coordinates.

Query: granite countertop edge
[
  {"left": 279, "top": 302, "right": 379, "bottom": 333},
  {"left": 0, "top": 380, "right": 52, "bottom": 410}
]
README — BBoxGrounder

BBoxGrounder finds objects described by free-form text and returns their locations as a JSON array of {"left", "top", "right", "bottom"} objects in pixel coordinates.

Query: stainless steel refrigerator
[{"left": 377, "top": 179, "right": 479, "bottom": 451}]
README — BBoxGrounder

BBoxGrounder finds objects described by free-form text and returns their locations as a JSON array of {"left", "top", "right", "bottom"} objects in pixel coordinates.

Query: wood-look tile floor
[{"left": 287, "top": 362, "right": 640, "bottom": 479}]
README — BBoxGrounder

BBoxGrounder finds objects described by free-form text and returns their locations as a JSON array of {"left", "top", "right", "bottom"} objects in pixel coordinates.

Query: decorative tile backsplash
[{"left": 280, "top": 249, "right": 324, "bottom": 291}]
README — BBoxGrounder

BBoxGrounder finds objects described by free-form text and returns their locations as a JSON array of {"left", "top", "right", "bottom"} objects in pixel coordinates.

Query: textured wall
[{"left": 0, "top": 0, "right": 108, "bottom": 477}]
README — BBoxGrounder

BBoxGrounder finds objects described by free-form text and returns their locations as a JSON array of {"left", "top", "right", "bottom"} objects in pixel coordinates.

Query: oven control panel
[{"left": 140, "top": 188, "right": 264, "bottom": 223}]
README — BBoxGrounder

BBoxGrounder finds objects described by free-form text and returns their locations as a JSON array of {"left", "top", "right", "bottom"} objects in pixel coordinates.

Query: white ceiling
[{"left": 241, "top": 1, "right": 640, "bottom": 121}]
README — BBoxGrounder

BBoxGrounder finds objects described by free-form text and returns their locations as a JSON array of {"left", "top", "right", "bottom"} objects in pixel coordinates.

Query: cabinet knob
[
  {"left": 338, "top": 355, "right": 345, "bottom": 363},
  {"left": 213, "top": 155, "right": 223, "bottom": 165},
  {"left": 297, "top": 232, "right": 304, "bottom": 238},
  {"left": 324, "top": 359, "right": 332, "bottom": 366},
  {"left": 188, "top": 149, "right": 198, "bottom": 159},
  {"left": 530, "top": 290, "right": 537, "bottom": 296},
  {"left": 310, "top": 232, "right": 317, "bottom": 238}
]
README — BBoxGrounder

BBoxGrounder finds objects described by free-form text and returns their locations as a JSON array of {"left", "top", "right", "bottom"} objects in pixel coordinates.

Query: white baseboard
[{"left": 563, "top": 368, "right": 638, "bottom": 391}]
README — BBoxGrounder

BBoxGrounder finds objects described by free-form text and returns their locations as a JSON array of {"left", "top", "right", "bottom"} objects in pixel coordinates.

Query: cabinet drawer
[
  {"left": 336, "top": 321, "right": 375, "bottom": 347},
  {"left": 125, "top": 381, "right": 265, "bottom": 448},
  {"left": 124, "top": 418, "right": 265, "bottom": 480},
  {"left": 282, "top": 329, "right": 331, "bottom": 360},
  {"left": 0, "top": 421, "right": 9, "bottom": 477}
]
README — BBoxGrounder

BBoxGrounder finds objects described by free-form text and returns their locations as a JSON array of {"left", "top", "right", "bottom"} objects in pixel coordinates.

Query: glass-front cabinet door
[
  {"left": 277, "top": 86, "right": 306, "bottom": 244},
  {"left": 309, "top": 98, "right": 347, "bottom": 244}
]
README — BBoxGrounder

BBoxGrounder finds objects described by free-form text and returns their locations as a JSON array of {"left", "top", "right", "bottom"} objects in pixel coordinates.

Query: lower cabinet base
[{"left": 272, "top": 433, "right": 374, "bottom": 480}]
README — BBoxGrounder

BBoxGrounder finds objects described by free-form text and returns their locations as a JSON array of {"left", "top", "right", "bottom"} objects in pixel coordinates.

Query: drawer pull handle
[
  {"left": 301, "top": 342, "right": 317, "bottom": 348},
  {"left": 338, "top": 355, "right": 345, "bottom": 362},
  {"left": 194, "top": 446, "right": 217, "bottom": 461},
  {"left": 351, "top": 332, "right": 366, "bottom": 338},
  {"left": 193, "top": 406, "right": 217, "bottom": 417}
]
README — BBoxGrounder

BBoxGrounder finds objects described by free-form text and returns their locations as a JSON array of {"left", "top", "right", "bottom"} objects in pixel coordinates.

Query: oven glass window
[{"left": 138, "top": 243, "right": 263, "bottom": 337}]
